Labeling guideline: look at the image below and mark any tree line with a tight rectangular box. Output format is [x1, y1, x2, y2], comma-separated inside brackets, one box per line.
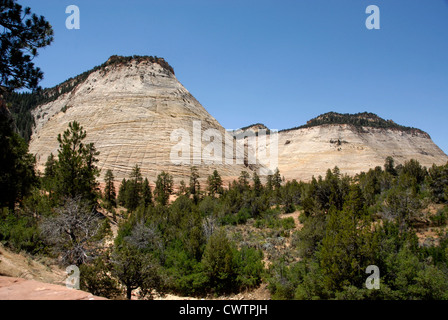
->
[281, 111, 424, 135]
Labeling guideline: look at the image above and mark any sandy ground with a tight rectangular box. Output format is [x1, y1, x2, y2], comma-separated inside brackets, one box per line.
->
[0, 244, 65, 285]
[154, 283, 270, 300]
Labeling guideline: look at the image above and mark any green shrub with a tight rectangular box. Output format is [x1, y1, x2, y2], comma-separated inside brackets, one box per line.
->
[281, 217, 296, 230]
[430, 208, 448, 226]
[0, 212, 46, 255]
[254, 211, 295, 234]
[234, 246, 264, 290]
[201, 229, 237, 295]
[220, 208, 251, 226]
[79, 253, 122, 299]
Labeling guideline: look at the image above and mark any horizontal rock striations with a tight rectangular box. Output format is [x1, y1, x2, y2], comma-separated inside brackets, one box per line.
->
[28, 57, 448, 184]
[239, 112, 448, 181]
[29, 56, 260, 183]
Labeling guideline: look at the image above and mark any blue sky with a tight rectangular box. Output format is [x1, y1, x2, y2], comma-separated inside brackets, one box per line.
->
[21, 0, 448, 154]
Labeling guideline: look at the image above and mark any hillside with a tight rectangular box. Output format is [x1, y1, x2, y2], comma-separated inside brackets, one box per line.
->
[237, 112, 448, 181]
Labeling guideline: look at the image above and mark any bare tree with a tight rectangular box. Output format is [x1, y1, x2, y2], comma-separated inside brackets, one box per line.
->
[125, 220, 166, 264]
[41, 197, 103, 266]
[381, 188, 422, 232]
[202, 216, 217, 241]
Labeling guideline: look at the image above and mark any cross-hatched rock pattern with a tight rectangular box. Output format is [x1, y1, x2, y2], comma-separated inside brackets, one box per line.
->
[29, 57, 448, 184]
[241, 123, 448, 182]
[29, 57, 258, 183]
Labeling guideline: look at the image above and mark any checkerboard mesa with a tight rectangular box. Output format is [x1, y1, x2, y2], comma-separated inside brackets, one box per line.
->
[28, 56, 262, 184]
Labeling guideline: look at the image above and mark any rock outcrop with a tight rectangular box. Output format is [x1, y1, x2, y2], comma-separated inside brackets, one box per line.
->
[28, 57, 448, 184]
[239, 113, 448, 181]
[29, 56, 257, 183]
[0, 276, 107, 300]
[277, 124, 447, 181]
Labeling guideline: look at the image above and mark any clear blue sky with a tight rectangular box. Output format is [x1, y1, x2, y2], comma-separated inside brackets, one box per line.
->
[21, 0, 448, 154]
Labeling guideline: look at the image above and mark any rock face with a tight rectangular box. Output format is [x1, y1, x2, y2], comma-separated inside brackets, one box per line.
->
[0, 276, 107, 300]
[29, 56, 256, 183]
[238, 116, 448, 181]
[28, 57, 448, 184]
[276, 124, 447, 181]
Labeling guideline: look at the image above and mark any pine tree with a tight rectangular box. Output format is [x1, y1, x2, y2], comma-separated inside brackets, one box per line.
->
[124, 165, 143, 211]
[140, 178, 152, 207]
[0, 106, 37, 209]
[104, 169, 116, 208]
[207, 170, 223, 197]
[42, 153, 57, 199]
[266, 174, 273, 191]
[0, 0, 52, 209]
[53, 121, 100, 204]
[384, 156, 397, 176]
[111, 243, 165, 300]
[319, 187, 376, 293]
[43, 153, 56, 182]
[252, 171, 262, 196]
[272, 168, 282, 189]
[177, 180, 187, 196]
[154, 171, 173, 206]
[427, 163, 448, 203]
[0, 0, 54, 91]
[117, 178, 127, 206]
[238, 171, 250, 191]
[189, 166, 201, 203]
